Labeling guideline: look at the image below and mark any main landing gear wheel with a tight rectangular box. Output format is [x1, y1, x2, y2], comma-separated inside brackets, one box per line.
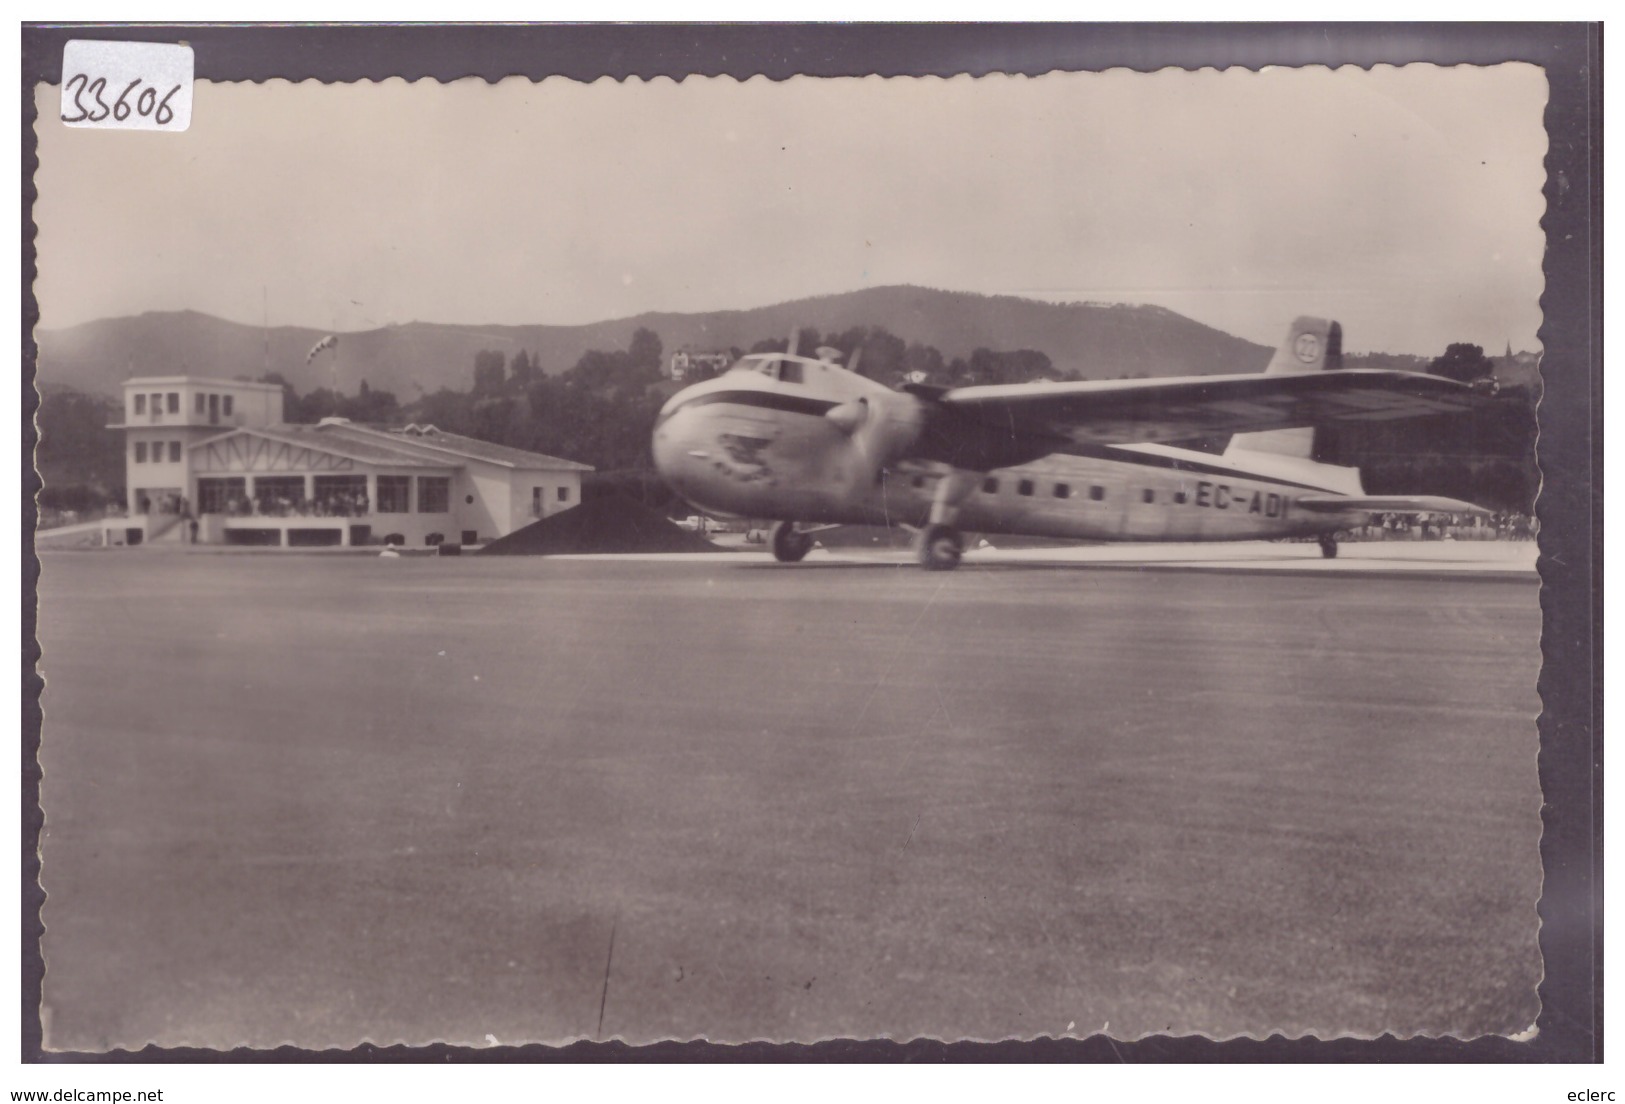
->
[1318, 534, 1339, 559]
[771, 521, 815, 563]
[916, 523, 965, 571]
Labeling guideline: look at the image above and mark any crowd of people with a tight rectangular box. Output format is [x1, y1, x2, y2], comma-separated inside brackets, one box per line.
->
[214, 491, 371, 518]
[1343, 512, 1538, 542]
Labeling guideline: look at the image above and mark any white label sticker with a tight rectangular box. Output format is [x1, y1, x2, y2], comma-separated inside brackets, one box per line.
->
[59, 40, 193, 132]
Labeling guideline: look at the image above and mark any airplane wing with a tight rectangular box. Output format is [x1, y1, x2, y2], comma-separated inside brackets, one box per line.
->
[1294, 495, 1493, 516]
[902, 370, 1484, 470]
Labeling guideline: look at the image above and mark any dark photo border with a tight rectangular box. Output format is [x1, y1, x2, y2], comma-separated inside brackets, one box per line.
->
[20, 21, 1602, 1064]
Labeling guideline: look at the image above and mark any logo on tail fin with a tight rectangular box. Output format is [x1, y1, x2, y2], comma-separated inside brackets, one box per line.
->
[1294, 332, 1321, 364]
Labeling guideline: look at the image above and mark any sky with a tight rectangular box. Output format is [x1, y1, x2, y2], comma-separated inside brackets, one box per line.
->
[32, 64, 1548, 354]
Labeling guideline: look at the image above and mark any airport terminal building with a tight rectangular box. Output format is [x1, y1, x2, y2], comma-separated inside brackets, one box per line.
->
[112, 375, 591, 548]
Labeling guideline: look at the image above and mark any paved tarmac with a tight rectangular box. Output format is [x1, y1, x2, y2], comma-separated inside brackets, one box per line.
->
[564, 537, 1540, 576]
[34, 550, 1544, 1049]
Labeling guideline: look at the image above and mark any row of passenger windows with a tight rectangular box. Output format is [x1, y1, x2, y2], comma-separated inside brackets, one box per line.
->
[908, 473, 1197, 506]
[983, 476, 1109, 501]
[133, 441, 183, 463]
[131, 392, 235, 417]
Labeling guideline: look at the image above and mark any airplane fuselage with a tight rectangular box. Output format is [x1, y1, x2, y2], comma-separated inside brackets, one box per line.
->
[653, 362, 1371, 544]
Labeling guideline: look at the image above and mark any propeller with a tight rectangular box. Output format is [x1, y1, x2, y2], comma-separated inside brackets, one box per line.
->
[821, 345, 870, 433]
[838, 389, 928, 495]
[825, 396, 869, 434]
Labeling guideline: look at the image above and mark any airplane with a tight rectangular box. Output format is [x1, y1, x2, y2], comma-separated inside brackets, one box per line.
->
[651, 317, 1494, 570]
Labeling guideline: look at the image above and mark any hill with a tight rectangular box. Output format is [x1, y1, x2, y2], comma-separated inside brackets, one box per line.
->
[33, 286, 1273, 398]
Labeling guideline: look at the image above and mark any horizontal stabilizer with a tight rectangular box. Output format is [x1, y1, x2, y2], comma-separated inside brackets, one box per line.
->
[1294, 495, 1492, 516]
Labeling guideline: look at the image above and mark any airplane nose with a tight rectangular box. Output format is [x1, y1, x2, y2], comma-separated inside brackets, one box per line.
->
[652, 407, 695, 492]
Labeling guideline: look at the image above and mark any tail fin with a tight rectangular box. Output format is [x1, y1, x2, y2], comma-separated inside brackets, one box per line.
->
[1225, 316, 1343, 460]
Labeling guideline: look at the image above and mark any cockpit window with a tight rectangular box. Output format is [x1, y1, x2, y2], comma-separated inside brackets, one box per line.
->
[726, 355, 802, 384]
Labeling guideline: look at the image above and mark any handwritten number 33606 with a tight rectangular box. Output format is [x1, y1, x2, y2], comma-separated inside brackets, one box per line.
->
[61, 74, 182, 125]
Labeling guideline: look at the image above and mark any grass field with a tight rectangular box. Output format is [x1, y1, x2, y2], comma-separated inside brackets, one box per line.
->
[35, 552, 1543, 1049]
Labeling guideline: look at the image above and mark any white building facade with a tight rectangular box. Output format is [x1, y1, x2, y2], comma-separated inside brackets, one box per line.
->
[110, 375, 591, 548]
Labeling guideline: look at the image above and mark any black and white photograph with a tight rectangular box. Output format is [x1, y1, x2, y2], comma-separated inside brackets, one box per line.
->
[22, 24, 1592, 1070]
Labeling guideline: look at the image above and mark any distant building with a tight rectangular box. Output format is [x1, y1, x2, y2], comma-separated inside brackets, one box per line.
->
[107, 375, 591, 548]
[667, 349, 733, 381]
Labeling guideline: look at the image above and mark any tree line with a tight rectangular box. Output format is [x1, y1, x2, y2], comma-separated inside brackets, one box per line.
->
[258, 325, 1069, 474]
[31, 332, 1541, 516]
[1318, 342, 1538, 511]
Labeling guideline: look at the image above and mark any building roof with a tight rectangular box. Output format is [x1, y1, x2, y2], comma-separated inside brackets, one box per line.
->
[188, 424, 451, 468]
[186, 420, 593, 473]
[371, 424, 594, 472]
[123, 376, 286, 392]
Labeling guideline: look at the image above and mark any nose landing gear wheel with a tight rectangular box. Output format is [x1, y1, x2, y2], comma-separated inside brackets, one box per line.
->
[1318, 534, 1339, 559]
[916, 523, 965, 571]
[771, 521, 815, 563]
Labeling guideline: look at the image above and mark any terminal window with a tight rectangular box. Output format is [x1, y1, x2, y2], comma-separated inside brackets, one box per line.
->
[1090, 485, 1105, 501]
[134, 394, 146, 415]
[418, 477, 450, 513]
[1017, 479, 1035, 497]
[197, 477, 244, 514]
[169, 441, 181, 462]
[167, 393, 179, 413]
[1143, 488, 1155, 504]
[195, 393, 206, 413]
[255, 476, 306, 511]
[557, 486, 570, 502]
[1174, 490, 1189, 504]
[377, 476, 411, 513]
[982, 477, 999, 494]
[314, 474, 368, 514]
[1053, 483, 1071, 499]
[223, 395, 234, 416]
[134, 442, 147, 462]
